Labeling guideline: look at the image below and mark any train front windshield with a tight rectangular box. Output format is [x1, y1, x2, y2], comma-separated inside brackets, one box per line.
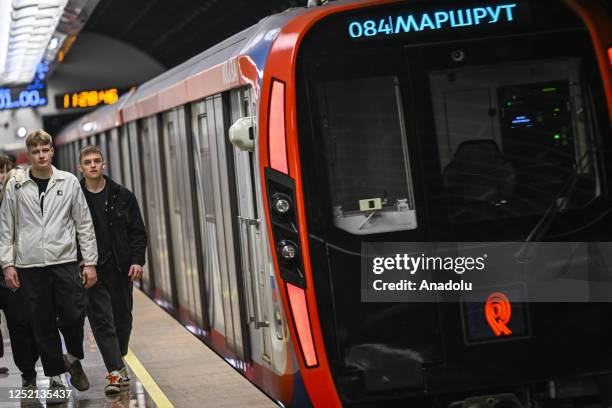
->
[316, 64, 602, 236]
[296, 0, 612, 405]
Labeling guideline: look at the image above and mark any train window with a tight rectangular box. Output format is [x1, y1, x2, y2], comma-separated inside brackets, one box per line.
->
[317, 75, 417, 235]
[430, 58, 601, 224]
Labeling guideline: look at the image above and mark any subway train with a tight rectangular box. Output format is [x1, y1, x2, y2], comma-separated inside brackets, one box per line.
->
[55, 0, 612, 407]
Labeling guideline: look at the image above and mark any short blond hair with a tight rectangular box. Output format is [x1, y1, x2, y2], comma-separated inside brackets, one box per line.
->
[25, 130, 52, 150]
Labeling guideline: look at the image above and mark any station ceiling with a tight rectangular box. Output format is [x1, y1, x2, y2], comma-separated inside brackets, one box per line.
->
[83, 0, 305, 69]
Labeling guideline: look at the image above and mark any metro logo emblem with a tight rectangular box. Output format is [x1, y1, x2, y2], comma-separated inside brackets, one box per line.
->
[485, 292, 513, 336]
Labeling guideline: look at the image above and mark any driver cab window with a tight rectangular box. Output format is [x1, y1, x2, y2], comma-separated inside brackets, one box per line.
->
[317, 75, 417, 235]
[430, 58, 601, 224]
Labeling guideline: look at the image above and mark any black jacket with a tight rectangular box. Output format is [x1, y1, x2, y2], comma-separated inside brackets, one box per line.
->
[80, 176, 147, 270]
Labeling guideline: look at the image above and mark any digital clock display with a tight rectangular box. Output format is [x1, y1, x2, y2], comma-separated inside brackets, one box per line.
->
[55, 88, 125, 110]
[0, 82, 48, 110]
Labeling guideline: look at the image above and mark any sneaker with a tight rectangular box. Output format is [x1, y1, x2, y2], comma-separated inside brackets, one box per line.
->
[110, 391, 132, 407]
[21, 374, 36, 388]
[105, 372, 122, 395]
[119, 367, 130, 388]
[63, 355, 90, 391]
[47, 377, 68, 405]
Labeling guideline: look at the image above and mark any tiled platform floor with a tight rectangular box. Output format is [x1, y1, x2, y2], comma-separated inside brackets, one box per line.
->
[0, 289, 276, 408]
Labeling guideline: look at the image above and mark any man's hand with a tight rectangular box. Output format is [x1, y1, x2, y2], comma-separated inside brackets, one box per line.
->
[82, 265, 97, 289]
[128, 264, 143, 281]
[3, 266, 19, 289]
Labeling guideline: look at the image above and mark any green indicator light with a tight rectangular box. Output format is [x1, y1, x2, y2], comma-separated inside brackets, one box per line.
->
[554, 108, 560, 112]
[506, 101, 512, 106]
[542, 87, 557, 92]
[553, 134, 561, 140]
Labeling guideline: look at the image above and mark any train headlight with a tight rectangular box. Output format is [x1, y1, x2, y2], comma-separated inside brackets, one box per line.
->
[279, 241, 298, 261]
[272, 193, 291, 215]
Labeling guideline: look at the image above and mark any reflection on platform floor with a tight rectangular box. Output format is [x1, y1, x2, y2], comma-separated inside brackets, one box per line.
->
[0, 316, 156, 408]
[0, 289, 277, 408]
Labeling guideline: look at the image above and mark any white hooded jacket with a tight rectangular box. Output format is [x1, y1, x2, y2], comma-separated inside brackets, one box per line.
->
[0, 166, 98, 268]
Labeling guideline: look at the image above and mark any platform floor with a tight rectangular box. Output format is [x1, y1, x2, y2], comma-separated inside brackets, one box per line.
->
[0, 289, 277, 408]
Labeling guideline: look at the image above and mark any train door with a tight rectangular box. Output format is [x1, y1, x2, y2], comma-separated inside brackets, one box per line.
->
[108, 128, 122, 184]
[121, 126, 133, 190]
[191, 95, 247, 359]
[69, 142, 77, 174]
[139, 117, 174, 305]
[72, 141, 79, 175]
[161, 108, 204, 327]
[65, 143, 71, 173]
[127, 122, 152, 292]
[229, 88, 273, 365]
[73, 142, 79, 174]
[98, 133, 109, 176]
[56, 147, 63, 170]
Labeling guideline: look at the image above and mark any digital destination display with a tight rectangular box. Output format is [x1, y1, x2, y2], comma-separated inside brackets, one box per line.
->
[347, 2, 525, 39]
[0, 82, 48, 110]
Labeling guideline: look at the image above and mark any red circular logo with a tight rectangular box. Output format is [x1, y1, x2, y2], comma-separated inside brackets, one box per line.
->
[485, 292, 513, 336]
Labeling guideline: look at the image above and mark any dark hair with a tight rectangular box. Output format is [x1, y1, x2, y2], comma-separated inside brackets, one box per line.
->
[79, 145, 104, 163]
[0, 154, 14, 171]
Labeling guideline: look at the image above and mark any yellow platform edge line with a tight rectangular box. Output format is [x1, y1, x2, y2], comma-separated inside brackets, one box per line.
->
[124, 347, 175, 408]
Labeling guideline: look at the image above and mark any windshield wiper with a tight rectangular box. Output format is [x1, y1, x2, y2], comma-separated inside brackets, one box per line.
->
[358, 210, 379, 230]
[515, 141, 601, 262]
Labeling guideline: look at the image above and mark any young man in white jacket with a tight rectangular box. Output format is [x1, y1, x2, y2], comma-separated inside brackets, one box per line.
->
[0, 130, 98, 395]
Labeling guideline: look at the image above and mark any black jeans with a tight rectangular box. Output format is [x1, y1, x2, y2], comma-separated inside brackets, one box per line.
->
[0, 286, 38, 379]
[104, 258, 133, 357]
[18, 263, 87, 377]
[86, 259, 125, 372]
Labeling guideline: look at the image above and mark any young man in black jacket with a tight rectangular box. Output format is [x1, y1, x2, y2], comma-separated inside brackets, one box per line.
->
[78, 145, 147, 394]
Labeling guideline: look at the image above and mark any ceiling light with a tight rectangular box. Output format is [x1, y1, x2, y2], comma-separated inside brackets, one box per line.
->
[0, 0, 68, 86]
[12, 6, 39, 19]
[10, 26, 31, 36]
[16, 127, 27, 138]
[48, 36, 58, 50]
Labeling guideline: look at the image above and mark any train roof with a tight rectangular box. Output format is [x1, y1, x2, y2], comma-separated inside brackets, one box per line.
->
[55, 0, 369, 145]
[55, 8, 304, 144]
[120, 7, 310, 122]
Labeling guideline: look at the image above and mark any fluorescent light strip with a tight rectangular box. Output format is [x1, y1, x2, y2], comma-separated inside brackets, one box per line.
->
[0, 1, 12, 75]
[0, 0, 68, 85]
